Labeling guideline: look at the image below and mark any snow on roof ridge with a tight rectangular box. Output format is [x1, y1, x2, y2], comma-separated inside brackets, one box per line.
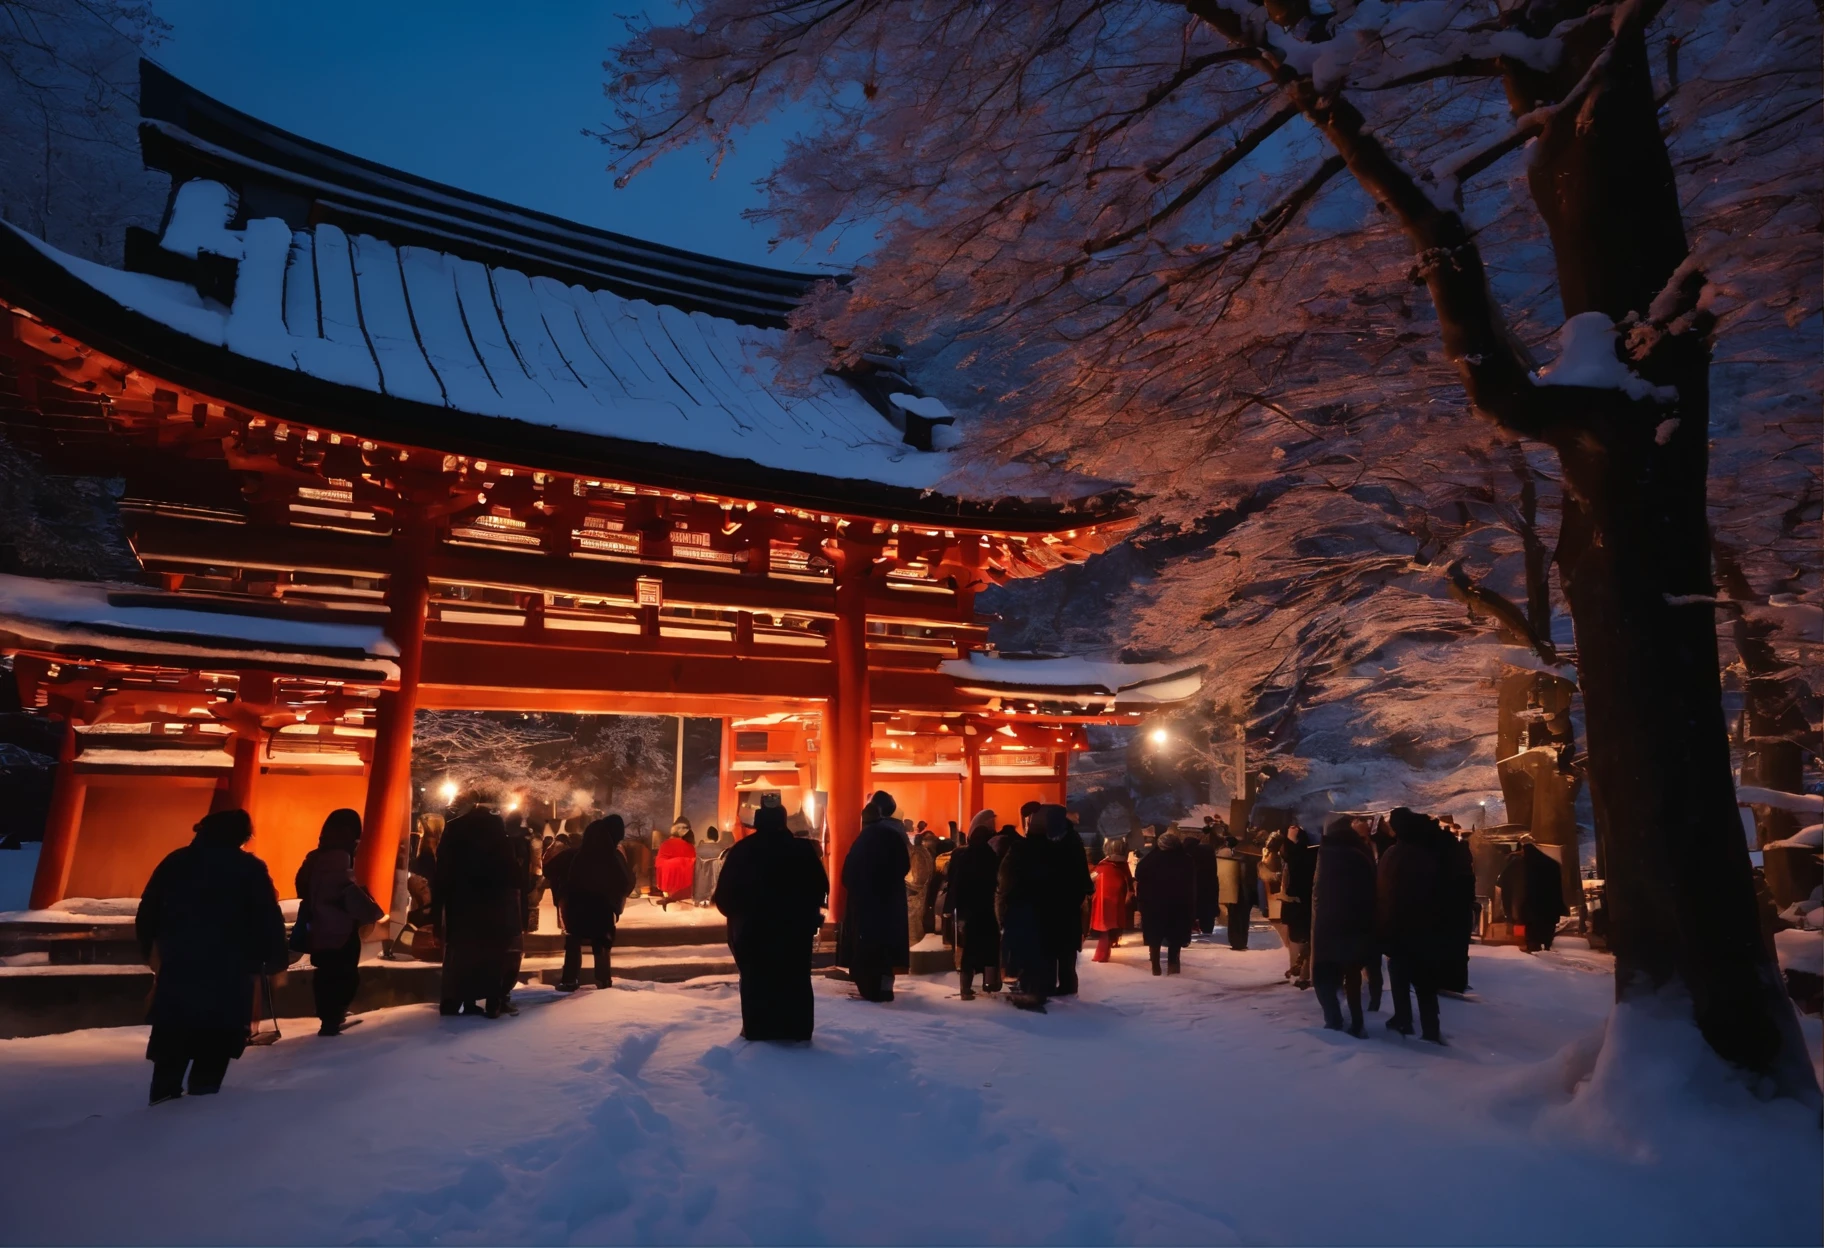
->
[939, 653, 1204, 699]
[0, 573, 400, 676]
[8, 215, 985, 494]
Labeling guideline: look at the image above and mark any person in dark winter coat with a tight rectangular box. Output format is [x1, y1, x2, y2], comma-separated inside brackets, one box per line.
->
[1215, 840, 1254, 950]
[1038, 805, 1093, 995]
[1310, 817, 1378, 1035]
[1350, 815, 1386, 1009]
[1184, 832, 1221, 935]
[1377, 808, 1453, 1043]
[506, 813, 539, 932]
[135, 809, 288, 1105]
[558, 816, 637, 990]
[1498, 840, 1567, 953]
[433, 803, 522, 1018]
[294, 808, 384, 1036]
[1439, 827, 1478, 990]
[714, 804, 829, 1041]
[949, 811, 1003, 998]
[1133, 831, 1196, 975]
[995, 816, 1054, 1009]
[1280, 824, 1317, 985]
[839, 791, 912, 1002]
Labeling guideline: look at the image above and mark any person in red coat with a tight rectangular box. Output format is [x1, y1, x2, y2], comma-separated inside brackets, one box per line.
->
[1090, 851, 1134, 962]
[654, 818, 697, 907]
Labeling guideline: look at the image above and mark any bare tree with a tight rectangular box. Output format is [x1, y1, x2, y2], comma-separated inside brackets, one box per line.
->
[601, 0, 1820, 1093]
[0, 0, 165, 260]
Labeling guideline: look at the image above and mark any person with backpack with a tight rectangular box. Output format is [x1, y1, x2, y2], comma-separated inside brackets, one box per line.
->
[293, 808, 385, 1035]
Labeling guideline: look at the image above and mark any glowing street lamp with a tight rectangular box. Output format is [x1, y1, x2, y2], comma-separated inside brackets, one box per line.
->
[1149, 727, 1170, 747]
[439, 779, 459, 805]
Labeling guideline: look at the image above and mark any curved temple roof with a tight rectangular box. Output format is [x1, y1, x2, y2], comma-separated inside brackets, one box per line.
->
[0, 64, 1126, 528]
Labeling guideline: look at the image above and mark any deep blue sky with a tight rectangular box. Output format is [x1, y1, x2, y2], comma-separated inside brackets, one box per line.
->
[152, 0, 840, 271]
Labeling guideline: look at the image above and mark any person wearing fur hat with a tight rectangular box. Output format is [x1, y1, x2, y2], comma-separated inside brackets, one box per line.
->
[136, 808, 288, 1105]
[948, 810, 1003, 998]
[838, 790, 912, 1002]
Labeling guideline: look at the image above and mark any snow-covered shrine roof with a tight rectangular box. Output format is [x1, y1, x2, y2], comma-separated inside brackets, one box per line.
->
[0, 63, 1124, 527]
[938, 654, 1205, 706]
[0, 574, 400, 681]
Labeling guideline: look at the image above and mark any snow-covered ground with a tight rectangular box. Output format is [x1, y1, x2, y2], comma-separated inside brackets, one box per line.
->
[0, 933, 1816, 1246]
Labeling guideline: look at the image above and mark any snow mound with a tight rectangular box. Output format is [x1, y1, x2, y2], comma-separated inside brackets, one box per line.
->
[1526, 990, 1821, 1172]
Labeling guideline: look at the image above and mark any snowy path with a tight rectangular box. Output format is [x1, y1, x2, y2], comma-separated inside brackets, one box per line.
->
[0, 935, 1816, 1245]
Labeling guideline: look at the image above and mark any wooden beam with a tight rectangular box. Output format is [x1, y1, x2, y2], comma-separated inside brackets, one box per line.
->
[129, 513, 980, 626]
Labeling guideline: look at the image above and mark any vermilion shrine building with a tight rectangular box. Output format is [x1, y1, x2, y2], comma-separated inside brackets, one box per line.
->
[0, 64, 1199, 920]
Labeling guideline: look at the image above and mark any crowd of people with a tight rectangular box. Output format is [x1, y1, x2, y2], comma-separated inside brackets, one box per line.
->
[129, 789, 1558, 1104]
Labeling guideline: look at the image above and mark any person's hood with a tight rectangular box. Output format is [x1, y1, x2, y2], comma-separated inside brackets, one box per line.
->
[583, 815, 625, 851]
[193, 808, 252, 848]
[1389, 807, 1432, 843]
[1039, 804, 1074, 841]
[967, 809, 998, 838]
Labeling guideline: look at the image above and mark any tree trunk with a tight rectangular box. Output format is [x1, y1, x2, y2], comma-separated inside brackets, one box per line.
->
[1525, 19, 1816, 1096]
[1715, 543, 1823, 910]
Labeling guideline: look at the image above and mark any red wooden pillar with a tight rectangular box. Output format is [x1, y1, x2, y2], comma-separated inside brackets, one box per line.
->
[356, 511, 433, 913]
[964, 729, 985, 822]
[826, 543, 872, 921]
[216, 671, 273, 815]
[29, 724, 87, 910]
[717, 717, 739, 835]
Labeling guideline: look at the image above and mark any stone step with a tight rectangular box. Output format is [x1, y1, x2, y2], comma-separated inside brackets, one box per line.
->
[0, 944, 744, 1040]
[0, 912, 728, 964]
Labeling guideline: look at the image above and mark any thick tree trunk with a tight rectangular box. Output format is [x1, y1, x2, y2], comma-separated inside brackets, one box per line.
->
[1525, 19, 1816, 1096]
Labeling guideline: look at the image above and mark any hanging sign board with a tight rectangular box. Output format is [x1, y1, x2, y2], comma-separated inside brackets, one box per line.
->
[635, 576, 663, 608]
